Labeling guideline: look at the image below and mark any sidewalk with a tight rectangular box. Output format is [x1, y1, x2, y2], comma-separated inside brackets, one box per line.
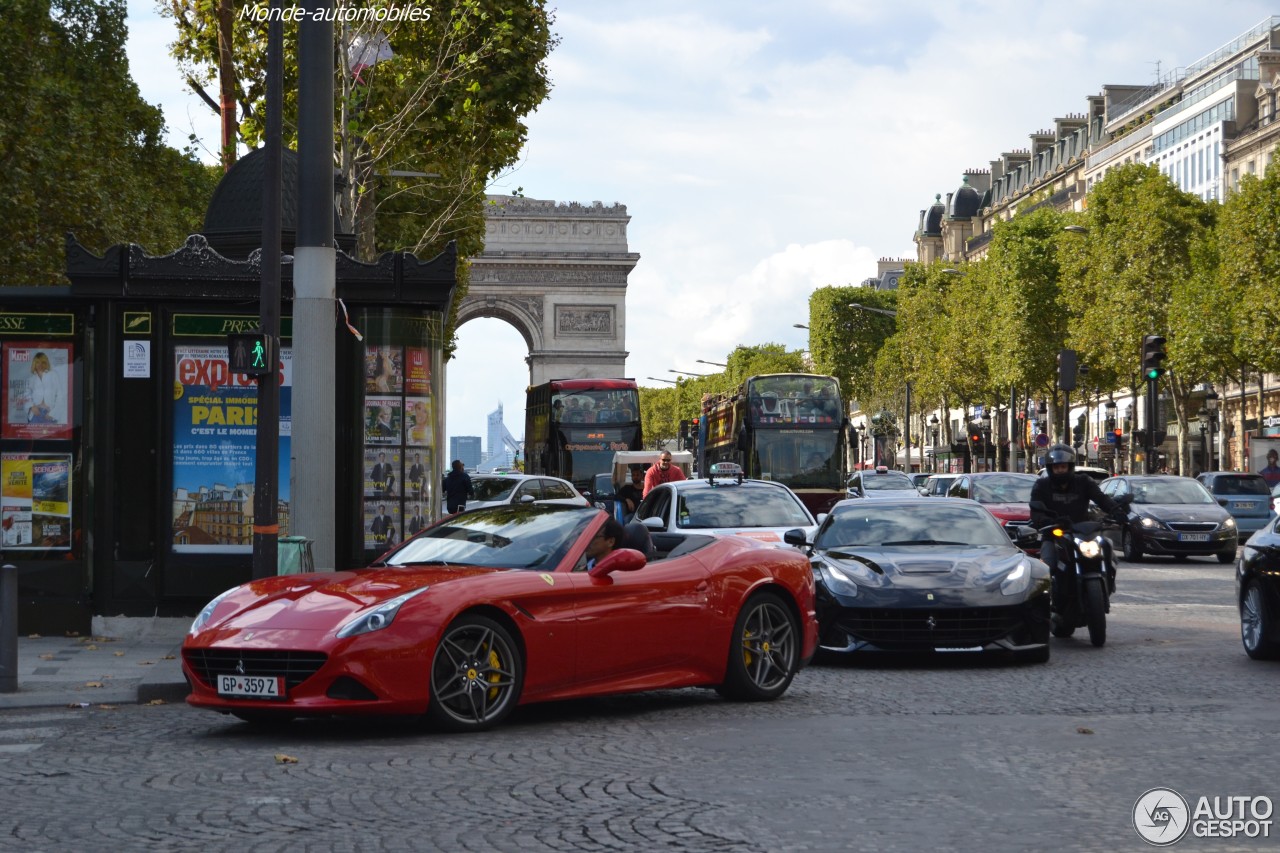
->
[0, 616, 192, 710]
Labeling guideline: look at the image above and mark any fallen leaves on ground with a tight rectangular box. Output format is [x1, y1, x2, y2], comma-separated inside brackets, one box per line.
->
[1076, 727, 1094, 735]
[96, 704, 118, 711]
[162, 654, 176, 660]
[38, 653, 55, 661]
[274, 754, 299, 764]
[145, 699, 167, 706]
[114, 651, 125, 657]
[83, 644, 99, 651]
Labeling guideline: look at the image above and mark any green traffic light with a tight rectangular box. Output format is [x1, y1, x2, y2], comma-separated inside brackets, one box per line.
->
[1145, 369, 1161, 380]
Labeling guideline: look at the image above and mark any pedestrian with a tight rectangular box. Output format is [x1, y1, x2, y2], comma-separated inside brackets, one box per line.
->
[1261, 448, 1280, 488]
[443, 459, 473, 514]
[643, 451, 686, 497]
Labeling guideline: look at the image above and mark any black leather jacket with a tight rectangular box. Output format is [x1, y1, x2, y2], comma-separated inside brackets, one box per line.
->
[1029, 473, 1120, 527]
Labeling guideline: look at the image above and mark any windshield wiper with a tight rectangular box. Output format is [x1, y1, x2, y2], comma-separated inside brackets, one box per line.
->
[880, 539, 970, 546]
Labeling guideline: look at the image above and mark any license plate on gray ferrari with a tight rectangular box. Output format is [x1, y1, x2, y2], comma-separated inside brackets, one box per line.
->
[217, 674, 283, 698]
[1178, 533, 1210, 542]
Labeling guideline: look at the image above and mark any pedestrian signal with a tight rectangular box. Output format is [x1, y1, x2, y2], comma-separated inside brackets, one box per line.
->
[228, 332, 275, 376]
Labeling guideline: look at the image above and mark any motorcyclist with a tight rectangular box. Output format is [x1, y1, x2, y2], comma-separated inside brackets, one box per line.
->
[1030, 444, 1126, 597]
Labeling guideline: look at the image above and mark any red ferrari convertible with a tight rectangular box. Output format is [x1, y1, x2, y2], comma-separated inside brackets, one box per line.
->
[182, 504, 818, 731]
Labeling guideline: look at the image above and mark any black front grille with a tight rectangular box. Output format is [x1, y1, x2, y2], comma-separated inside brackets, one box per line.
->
[184, 648, 328, 690]
[1168, 522, 1218, 532]
[839, 606, 1026, 648]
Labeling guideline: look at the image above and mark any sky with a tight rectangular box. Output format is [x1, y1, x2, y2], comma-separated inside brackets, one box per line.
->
[123, 0, 1276, 456]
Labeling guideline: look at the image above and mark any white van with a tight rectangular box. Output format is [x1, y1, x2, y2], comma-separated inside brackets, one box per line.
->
[592, 450, 696, 520]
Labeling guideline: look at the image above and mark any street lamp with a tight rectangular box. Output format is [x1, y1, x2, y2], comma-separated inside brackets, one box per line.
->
[695, 359, 727, 368]
[793, 323, 809, 330]
[929, 414, 940, 447]
[647, 376, 678, 385]
[1197, 406, 1211, 473]
[848, 303, 898, 318]
[669, 369, 709, 377]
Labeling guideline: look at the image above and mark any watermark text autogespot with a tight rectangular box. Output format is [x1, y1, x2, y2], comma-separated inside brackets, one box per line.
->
[239, 4, 431, 24]
[1133, 788, 1272, 846]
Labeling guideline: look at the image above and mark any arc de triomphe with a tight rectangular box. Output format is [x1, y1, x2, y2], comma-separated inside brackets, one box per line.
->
[461, 196, 639, 386]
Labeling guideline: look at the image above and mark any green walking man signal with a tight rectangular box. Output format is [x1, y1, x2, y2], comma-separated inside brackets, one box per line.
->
[227, 332, 276, 376]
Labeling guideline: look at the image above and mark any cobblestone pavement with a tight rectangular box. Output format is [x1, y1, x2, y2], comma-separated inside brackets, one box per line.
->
[1, 557, 1277, 852]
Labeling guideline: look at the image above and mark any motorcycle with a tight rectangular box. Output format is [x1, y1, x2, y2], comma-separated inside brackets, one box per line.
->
[1029, 496, 1131, 647]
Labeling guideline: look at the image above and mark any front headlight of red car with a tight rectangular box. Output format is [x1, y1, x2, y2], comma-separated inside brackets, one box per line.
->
[190, 587, 240, 635]
[336, 586, 431, 638]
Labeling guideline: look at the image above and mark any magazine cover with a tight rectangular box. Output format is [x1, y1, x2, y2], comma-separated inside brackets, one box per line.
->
[364, 396, 403, 444]
[364, 345, 403, 394]
[2, 453, 72, 550]
[363, 447, 402, 499]
[406, 397, 433, 446]
[4, 342, 73, 440]
[363, 499, 401, 551]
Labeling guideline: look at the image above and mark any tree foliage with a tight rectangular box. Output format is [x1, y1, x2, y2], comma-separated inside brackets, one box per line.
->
[807, 286, 897, 407]
[0, 0, 219, 284]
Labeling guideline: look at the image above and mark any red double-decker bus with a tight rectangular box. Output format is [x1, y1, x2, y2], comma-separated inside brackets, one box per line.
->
[524, 378, 643, 494]
[699, 373, 847, 515]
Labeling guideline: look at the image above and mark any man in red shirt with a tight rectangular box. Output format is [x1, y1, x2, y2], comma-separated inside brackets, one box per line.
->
[643, 451, 686, 496]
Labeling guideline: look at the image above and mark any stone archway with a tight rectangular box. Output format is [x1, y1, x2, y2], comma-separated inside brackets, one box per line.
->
[462, 196, 640, 386]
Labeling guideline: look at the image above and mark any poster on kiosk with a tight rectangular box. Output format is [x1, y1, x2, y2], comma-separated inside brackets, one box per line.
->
[171, 344, 292, 554]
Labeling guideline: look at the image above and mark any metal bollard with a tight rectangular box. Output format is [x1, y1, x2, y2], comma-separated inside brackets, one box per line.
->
[0, 564, 16, 693]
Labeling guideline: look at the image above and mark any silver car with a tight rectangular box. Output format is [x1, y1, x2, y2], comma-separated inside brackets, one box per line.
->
[633, 462, 817, 547]
[466, 473, 589, 510]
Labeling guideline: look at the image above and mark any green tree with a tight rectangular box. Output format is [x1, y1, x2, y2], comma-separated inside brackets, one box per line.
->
[807, 287, 897, 407]
[160, 0, 557, 354]
[1212, 159, 1280, 468]
[0, 0, 218, 284]
[1060, 163, 1215, 474]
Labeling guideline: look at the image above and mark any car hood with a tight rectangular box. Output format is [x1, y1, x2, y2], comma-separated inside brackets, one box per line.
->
[1133, 504, 1230, 523]
[200, 566, 497, 632]
[821, 546, 1032, 591]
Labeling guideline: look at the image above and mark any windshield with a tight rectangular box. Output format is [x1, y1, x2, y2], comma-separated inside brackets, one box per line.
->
[752, 430, 843, 490]
[817, 503, 1012, 549]
[746, 375, 842, 425]
[971, 475, 1035, 504]
[863, 473, 916, 491]
[386, 506, 597, 569]
[1131, 478, 1214, 505]
[676, 486, 813, 529]
[1207, 475, 1269, 497]
[472, 478, 519, 502]
[552, 389, 640, 424]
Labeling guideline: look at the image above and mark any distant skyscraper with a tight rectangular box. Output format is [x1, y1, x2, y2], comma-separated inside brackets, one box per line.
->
[483, 403, 522, 470]
[451, 436, 482, 470]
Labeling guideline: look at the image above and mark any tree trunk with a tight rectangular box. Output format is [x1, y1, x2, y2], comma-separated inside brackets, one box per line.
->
[216, 0, 238, 171]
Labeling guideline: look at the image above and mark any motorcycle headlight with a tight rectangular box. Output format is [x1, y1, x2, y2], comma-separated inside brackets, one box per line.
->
[336, 587, 430, 638]
[1077, 538, 1102, 560]
[1001, 559, 1031, 596]
[190, 587, 239, 635]
[816, 562, 859, 598]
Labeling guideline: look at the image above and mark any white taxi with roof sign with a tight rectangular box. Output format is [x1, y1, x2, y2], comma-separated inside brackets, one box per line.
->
[632, 462, 818, 546]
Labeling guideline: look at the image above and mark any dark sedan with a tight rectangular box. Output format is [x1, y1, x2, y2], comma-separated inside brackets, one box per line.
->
[1099, 475, 1237, 562]
[1238, 515, 1280, 660]
[786, 497, 1051, 663]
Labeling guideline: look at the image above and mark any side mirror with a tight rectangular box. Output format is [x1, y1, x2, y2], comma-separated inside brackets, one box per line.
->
[783, 528, 809, 547]
[640, 516, 665, 531]
[816, 512, 828, 525]
[588, 548, 647, 577]
[519, 494, 536, 504]
[581, 491, 593, 500]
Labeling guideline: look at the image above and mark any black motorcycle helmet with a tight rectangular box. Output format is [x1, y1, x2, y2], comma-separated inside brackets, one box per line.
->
[1045, 443, 1075, 487]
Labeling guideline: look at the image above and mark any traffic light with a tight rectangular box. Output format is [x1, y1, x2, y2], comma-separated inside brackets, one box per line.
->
[1141, 334, 1167, 380]
[1057, 349, 1078, 392]
[1072, 423, 1084, 447]
[227, 332, 274, 376]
